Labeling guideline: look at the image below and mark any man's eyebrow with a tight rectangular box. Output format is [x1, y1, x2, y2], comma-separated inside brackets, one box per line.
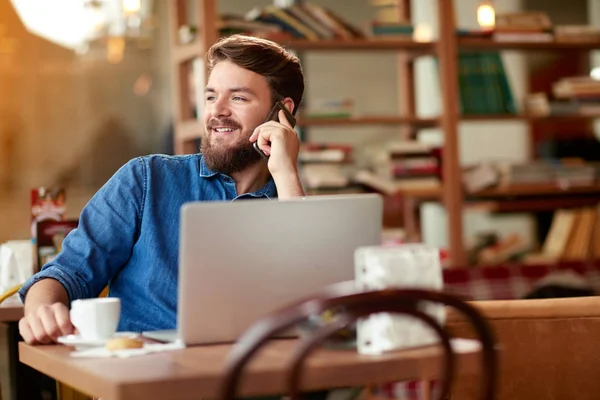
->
[204, 87, 257, 96]
[230, 87, 256, 96]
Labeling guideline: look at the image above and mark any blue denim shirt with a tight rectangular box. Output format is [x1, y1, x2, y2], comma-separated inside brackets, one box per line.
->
[19, 154, 277, 332]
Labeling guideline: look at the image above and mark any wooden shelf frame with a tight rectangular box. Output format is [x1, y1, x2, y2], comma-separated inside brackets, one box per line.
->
[169, 0, 217, 154]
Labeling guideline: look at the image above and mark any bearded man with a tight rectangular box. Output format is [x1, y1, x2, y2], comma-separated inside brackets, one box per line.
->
[18, 34, 306, 343]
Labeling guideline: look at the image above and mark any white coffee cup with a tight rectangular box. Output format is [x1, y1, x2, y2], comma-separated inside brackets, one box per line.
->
[70, 298, 121, 341]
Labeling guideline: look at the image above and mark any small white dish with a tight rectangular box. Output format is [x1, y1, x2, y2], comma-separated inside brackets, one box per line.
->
[57, 332, 139, 350]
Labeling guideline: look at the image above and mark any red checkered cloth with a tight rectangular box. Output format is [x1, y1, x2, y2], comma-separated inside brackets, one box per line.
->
[442, 260, 600, 301]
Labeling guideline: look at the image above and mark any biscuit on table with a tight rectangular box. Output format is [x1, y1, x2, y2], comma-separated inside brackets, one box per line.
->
[105, 337, 144, 351]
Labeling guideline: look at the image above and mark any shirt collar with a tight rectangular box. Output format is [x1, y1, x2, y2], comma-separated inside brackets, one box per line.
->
[198, 155, 278, 199]
[250, 178, 277, 199]
[198, 155, 219, 178]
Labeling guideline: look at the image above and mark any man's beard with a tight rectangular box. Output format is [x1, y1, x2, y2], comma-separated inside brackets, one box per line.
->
[201, 118, 262, 175]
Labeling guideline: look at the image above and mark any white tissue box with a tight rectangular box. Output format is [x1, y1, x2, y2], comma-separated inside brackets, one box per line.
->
[354, 244, 445, 355]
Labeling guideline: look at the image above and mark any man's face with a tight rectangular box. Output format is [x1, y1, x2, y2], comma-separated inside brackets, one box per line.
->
[201, 60, 272, 174]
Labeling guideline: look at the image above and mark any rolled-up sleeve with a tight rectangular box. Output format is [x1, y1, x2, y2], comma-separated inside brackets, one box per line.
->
[19, 157, 147, 303]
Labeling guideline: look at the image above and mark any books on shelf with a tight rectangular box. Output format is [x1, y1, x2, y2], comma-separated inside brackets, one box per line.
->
[354, 141, 441, 196]
[302, 98, 355, 119]
[476, 233, 530, 265]
[462, 163, 500, 193]
[457, 52, 516, 115]
[367, 0, 413, 39]
[525, 206, 600, 263]
[554, 25, 600, 42]
[217, 14, 283, 38]
[301, 164, 351, 189]
[239, 3, 363, 41]
[492, 32, 553, 42]
[298, 143, 355, 191]
[299, 143, 353, 163]
[526, 91, 600, 118]
[461, 160, 599, 193]
[494, 12, 553, 33]
[354, 170, 440, 196]
[553, 76, 600, 100]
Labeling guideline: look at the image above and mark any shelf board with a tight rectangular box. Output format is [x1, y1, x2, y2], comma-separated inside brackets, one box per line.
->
[472, 197, 600, 213]
[298, 116, 438, 127]
[458, 37, 600, 51]
[279, 39, 435, 52]
[461, 114, 600, 122]
[461, 114, 524, 121]
[176, 120, 204, 141]
[173, 41, 203, 63]
[401, 183, 600, 203]
[472, 183, 600, 198]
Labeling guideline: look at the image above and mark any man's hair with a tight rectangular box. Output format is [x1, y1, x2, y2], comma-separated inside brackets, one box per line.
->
[206, 34, 304, 116]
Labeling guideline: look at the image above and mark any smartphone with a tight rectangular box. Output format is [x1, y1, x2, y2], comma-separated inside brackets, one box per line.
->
[253, 101, 297, 161]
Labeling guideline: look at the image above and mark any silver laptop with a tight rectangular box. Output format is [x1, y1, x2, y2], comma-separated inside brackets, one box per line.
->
[143, 194, 382, 346]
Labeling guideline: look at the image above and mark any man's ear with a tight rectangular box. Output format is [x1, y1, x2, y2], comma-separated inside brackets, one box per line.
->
[281, 97, 295, 115]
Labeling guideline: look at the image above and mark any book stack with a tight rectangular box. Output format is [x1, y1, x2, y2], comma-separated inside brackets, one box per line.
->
[525, 206, 600, 264]
[553, 76, 600, 100]
[240, 3, 363, 41]
[554, 25, 600, 43]
[367, 0, 413, 39]
[298, 143, 358, 194]
[457, 52, 516, 115]
[525, 91, 600, 118]
[461, 160, 598, 192]
[492, 12, 553, 42]
[474, 233, 530, 265]
[302, 98, 355, 119]
[217, 14, 284, 38]
[354, 141, 441, 196]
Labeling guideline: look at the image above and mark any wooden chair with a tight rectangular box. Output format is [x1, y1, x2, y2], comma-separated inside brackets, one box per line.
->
[219, 287, 498, 400]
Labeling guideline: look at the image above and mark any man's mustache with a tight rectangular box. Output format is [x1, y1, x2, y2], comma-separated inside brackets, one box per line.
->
[207, 118, 242, 130]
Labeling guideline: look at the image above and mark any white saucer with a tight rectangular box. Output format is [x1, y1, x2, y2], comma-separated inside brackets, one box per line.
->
[57, 332, 139, 349]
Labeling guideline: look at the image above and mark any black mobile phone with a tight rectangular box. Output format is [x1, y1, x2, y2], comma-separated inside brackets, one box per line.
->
[253, 101, 296, 161]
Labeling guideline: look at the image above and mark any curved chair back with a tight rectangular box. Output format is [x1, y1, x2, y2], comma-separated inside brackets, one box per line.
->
[219, 287, 497, 400]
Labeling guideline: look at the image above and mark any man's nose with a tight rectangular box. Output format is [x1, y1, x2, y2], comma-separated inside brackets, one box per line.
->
[211, 97, 231, 117]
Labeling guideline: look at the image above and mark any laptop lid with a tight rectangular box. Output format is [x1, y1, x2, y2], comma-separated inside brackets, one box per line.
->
[176, 193, 383, 346]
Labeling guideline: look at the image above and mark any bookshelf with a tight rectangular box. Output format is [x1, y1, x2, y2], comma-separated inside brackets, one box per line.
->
[169, 0, 600, 267]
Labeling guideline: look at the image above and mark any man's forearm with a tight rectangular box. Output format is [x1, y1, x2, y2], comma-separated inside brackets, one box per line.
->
[23, 279, 70, 316]
[273, 171, 305, 199]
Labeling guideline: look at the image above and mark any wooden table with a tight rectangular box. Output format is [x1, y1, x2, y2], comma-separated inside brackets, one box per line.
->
[0, 299, 23, 323]
[0, 299, 23, 400]
[19, 339, 481, 400]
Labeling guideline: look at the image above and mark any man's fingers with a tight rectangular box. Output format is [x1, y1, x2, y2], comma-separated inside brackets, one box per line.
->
[18, 318, 36, 344]
[28, 315, 52, 344]
[39, 306, 62, 340]
[277, 109, 294, 130]
[249, 126, 259, 142]
[53, 304, 75, 336]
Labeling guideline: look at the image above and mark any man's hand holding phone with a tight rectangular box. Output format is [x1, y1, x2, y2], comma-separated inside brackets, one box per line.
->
[249, 105, 305, 198]
[250, 107, 299, 177]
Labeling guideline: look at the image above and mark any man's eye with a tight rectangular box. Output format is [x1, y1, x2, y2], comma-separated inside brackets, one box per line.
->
[206, 95, 216, 101]
[233, 96, 246, 101]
